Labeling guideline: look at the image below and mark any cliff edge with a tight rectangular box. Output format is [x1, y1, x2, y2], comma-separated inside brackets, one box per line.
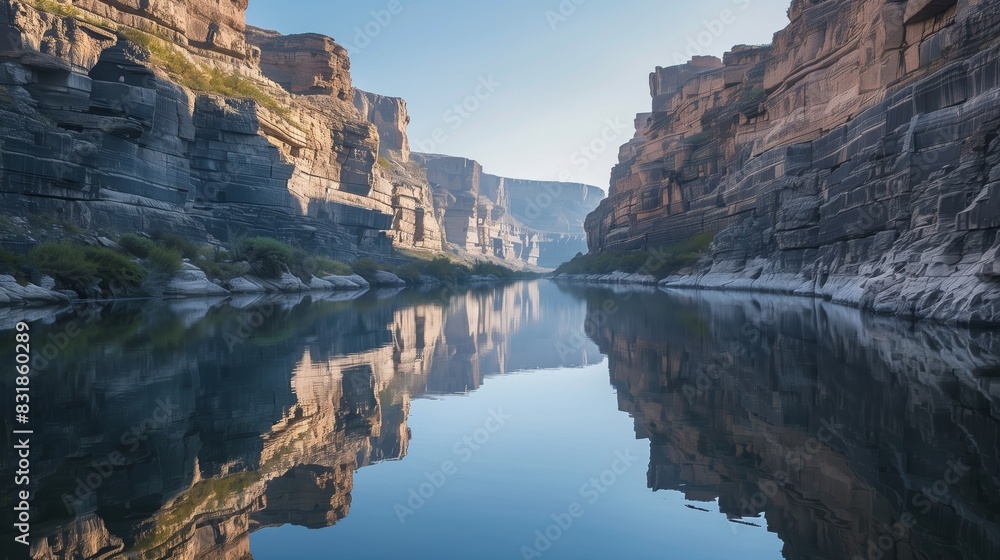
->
[585, 0, 1000, 325]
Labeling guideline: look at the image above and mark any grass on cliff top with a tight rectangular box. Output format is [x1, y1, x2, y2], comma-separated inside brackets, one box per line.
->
[30, 0, 115, 29]
[554, 232, 714, 279]
[117, 29, 297, 124]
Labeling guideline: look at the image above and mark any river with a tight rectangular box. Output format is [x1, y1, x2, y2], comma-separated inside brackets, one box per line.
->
[1, 281, 998, 559]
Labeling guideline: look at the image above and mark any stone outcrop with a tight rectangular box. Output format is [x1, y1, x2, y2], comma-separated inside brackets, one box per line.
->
[247, 27, 351, 99]
[585, 0, 1000, 325]
[0, 1, 599, 270]
[353, 89, 410, 162]
[0, 1, 446, 263]
[416, 154, 603, 268]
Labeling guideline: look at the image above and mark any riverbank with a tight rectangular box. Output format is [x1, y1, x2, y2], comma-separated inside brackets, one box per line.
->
[0, 262, 521, 309]
[553, 269, 1000, 328]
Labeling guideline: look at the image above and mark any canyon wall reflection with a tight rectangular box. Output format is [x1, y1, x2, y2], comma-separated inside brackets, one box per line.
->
[566, 285, 1000, 560]
[0, 283, 601, 560]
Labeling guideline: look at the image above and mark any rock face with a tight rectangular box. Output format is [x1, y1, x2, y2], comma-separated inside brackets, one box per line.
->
[248, 27, 352, 99]
[586, 0, 1000, 325]
[353, 89, 410, 162]
[0, 2, 442, 262]
[416, 154, 604, 268]
[0, 1, 598, 270]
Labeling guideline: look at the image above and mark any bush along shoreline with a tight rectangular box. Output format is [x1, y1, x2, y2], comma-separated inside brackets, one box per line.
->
[551, 233, 714, 285]
[0, 233, 537, 307]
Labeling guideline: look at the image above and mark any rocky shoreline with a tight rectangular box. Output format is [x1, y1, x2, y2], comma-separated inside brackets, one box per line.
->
[0, 262, 516, 308]
[553, 269, 998, 327]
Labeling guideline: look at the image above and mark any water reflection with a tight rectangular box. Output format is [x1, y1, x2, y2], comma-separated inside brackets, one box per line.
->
[2, 282, 998, 559]
[566, 285, 1000, 560]
[0, 283, 600, 559]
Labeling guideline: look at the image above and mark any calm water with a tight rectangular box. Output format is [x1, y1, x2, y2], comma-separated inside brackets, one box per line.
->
[1, 281, 998, 559]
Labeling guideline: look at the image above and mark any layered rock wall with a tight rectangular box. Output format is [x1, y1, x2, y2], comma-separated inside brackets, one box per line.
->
[586, 0, 1000, 324]
[0, 1, 440, 261]
[353, 89, 410, 162]
[417, 154, 603, 268]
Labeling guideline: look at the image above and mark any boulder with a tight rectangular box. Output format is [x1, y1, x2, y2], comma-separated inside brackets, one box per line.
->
[163, 263, 230, 296]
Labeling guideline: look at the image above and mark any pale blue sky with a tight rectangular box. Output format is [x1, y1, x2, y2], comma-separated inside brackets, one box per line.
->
[247, 0, 791, 190]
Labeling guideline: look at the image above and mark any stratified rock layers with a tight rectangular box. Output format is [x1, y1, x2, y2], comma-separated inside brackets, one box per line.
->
[586, 0, 1000, 325]
[0, 2, 600, 269]
[417, 154, 604, 268]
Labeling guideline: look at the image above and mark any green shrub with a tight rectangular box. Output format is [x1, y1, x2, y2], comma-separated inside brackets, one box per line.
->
[554, 232, 714, 279]
[118, 234, 156, 258]
[0, 248, 22, 277]
[147, 245, 183, 275]
[28, 243, 145, 293]
[471, 261, 517, 279]
[118, 29, 296, 123]
[306, 256, 352, 277]
[351, 258, 384, 282]
[196, 257, 243, 281]
[394, 263, 423, 283]
[151, 232, 201, 260]
[423, 257, 468, 281]
[234, 237, 294, 279]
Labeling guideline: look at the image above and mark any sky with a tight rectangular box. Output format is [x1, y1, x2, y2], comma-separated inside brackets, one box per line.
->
[246, 0, 792, 191]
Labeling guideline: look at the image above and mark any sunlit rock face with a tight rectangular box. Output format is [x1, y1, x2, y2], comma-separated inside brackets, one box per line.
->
[2, 283, 600, 559]
[586, 0, 1000, 324]
[576, 286, 1000, 560]
[416, 154, 604, 268]
[0, 1, 444, 259]
[353, 89, 410, 162]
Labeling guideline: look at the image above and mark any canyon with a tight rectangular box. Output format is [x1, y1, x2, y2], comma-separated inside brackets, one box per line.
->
[585, 0, 1000, 325]
[0, 0, 599, 270]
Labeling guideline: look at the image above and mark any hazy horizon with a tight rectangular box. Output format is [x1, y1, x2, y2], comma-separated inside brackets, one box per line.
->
[246, 0, 791, 191]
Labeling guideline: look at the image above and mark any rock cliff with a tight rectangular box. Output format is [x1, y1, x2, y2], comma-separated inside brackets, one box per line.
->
[353, 89, 410, 162]
[585, 0, 1000, 325]
[416, 153, 604, 268]
[0, 0, 420, 260]
[0, 1, 600, 270]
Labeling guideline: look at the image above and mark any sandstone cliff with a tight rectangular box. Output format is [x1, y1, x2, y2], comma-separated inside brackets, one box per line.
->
[0, 0, 431, 261]
[0, 1, 600, 271]
[415, 153, 604, 268]
[586, 0, 1000, 325]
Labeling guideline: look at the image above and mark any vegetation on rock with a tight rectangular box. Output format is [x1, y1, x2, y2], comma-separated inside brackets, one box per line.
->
[554, 232, 714, 279]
